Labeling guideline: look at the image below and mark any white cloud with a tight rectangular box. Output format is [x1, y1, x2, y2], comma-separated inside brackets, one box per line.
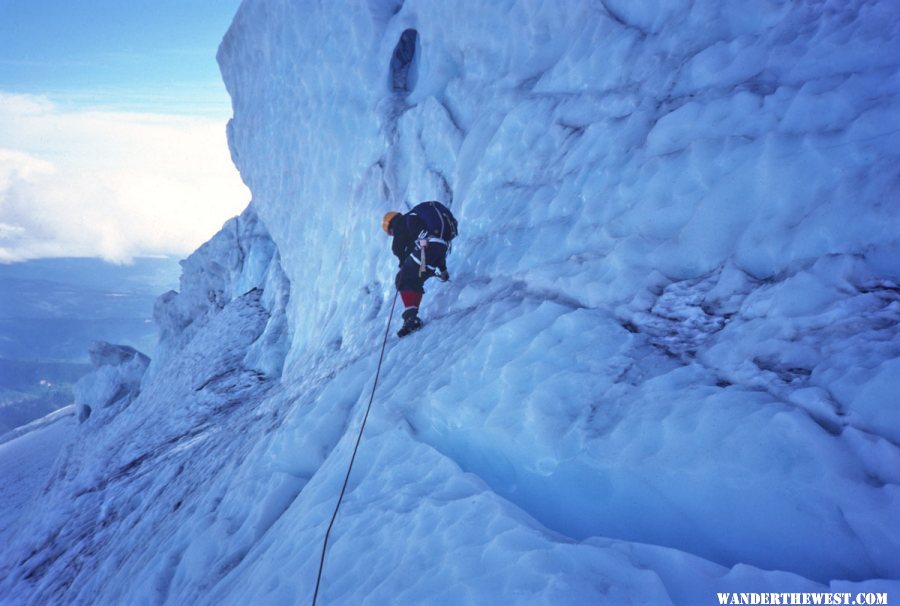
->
[0, 92, 250, 263]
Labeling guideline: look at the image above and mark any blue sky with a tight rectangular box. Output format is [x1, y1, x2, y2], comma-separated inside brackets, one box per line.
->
[0, 0, 250, 263]
[0, 0, 243, 116]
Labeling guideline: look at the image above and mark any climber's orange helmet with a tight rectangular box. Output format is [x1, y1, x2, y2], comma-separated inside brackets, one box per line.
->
[382, 211, 399, 235]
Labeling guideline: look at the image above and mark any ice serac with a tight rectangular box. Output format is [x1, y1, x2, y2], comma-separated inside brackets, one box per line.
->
[74, 342, 150, 423]
[2, 0, 900, 604]
[216, 0, 900, 595]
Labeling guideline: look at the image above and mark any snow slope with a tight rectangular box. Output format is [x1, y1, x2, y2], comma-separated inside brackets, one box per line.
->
[0, 407, 74, 548]
[2, 1, 900, 604]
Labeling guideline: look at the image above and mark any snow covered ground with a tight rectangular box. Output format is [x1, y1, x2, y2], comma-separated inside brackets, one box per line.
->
[0, 407, 74, 549]
[1, 1, 899, 604]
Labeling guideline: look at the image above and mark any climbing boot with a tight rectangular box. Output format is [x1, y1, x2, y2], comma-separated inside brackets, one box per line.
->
[397, 309, 424, 338]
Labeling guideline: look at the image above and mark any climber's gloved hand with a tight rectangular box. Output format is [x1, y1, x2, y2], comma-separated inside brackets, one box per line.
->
[438, 269, 450, 282]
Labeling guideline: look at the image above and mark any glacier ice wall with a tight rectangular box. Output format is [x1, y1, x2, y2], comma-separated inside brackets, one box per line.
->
[2, 1, 900, 604]
[217, 0, 900, 584]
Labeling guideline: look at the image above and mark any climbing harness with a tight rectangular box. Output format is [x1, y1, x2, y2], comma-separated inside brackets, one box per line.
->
[415, 230, 449, 277]
[418, 238, 428, 276]
[311, 290, 398, 606]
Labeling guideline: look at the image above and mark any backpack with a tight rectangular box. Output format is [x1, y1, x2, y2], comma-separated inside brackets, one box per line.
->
[409, 201, 458, 244]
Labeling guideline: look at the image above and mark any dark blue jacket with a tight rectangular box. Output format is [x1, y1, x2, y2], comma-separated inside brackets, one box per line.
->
[389, 215, 449, 275]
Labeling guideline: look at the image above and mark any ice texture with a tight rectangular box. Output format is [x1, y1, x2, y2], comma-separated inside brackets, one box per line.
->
[1, 1, 899, 604]
[73, 342, 149, 423]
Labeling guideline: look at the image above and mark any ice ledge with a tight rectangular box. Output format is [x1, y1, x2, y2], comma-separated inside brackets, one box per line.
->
[74, 341, 150, 425]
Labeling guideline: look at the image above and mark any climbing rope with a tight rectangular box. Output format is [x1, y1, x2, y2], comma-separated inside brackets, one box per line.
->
[311, 290, 398, 606]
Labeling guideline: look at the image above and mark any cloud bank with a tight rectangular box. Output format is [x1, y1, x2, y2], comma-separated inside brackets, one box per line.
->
[0, 92, 250, 263]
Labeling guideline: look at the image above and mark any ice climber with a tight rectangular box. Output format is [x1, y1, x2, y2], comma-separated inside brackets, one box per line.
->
[383, 201, 459, 337]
